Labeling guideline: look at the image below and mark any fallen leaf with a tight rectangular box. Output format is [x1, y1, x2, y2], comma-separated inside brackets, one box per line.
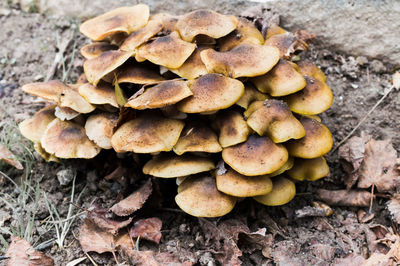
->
[393, 71, 400, 89]
[120, 250, 191, 266]
[111, 179, 152, 216]
[5, 236, 54, 266]
[130, 217, 162, 244]
[294, 202, 333, 219]
[357, 209, 374, 223]
[79, 219, 115, 254]
[317, 189, 373, 207]
[387, 194, 400, 224]
[88, 206, 132, 235]
[0, 144, 23, 170]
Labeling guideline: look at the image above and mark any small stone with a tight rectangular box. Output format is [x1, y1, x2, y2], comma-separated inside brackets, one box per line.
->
[370, 59, 386, 73]
[356, 56, 368, 66]
[56, 168, 74, 186]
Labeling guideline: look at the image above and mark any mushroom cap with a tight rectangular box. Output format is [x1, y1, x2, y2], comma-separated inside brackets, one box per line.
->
[283, 76, 333, 115]
[176, 9, 238, 42]
[216, 168, 273, 197]
[173, 123, 222, 155]
[267, 156, 294, 177]
[143, 154, 215, 178]
[85, 113, 118, 149]
[54, 106, 80, 121]
[116, 64, 164, 85]
[169, 47, 209, 79]
[34, 142, 59, 162]
[265, 24, 287, 39]
[286, 117, 333, 159]
[136, 31, 196, 69]
[111, 114, 185, 153]
[243, 100, 264, 119]
[216, 110, 250, 148]
[177, 74, 244, 113]
[76, 74, 88, 84]
[149, 13, 180, 33]
[83, 50, 134, 86]
[253, 176, 296, 206]
[297, 60, 326, 82]
[78, 82, 118, 108]
[264, 32, 297, 59]
[79, 5, 150, 41]
[19, 105, 56, 142]
[125, 80, 192, 110]
[175, 175, 236, 217]
[80, 42, 118, 59]
[120, 20, 163, 52]
[200, 43, 280, 78]
[22, 81, 95, 113]
[287, 156, 329, 181]
[222, 135, 288, 176]
[41, 118, 101, 159]
[236, 83, 268, 109]
[246, 99, 306, 143]
[251, 60, 306, 96]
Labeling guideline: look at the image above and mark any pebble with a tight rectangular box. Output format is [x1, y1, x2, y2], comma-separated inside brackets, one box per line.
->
[56, 168, 75, 186]
[370, 59, 386, 73]
[356, 56, 368, 66]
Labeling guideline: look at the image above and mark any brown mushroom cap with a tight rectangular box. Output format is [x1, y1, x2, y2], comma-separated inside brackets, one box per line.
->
[149, 13, 180, 33]
[80, 42, 118, 59]
[251, 60, 306, 96]
[216, 110, 250, 148]
[236, 83, 268, 109]
[267, 156, 294, 178]
[216, 168, 272, 197]
[253, 176, 296, 206]
[265, 24, 287, 39]
[286, 117, 333, 159]
[85, 113, 118, 149]
[125, 80, 193, 110]
[116, 64, 164, 85]
[176, 9, 238, 42]
[246, 99, 305, 143]
[19, 105, 56, 142]
[243, 100, 264, 119]
[287, 156, 329, 181]
[76, 74, 88, 84]
[54, 106, 80, 121]
[177, 74, 244, 113]
[169, 47, 209, 79]
[34, 142, 59, 162]
[143, 154, 215, 178]
[111, 114, 185, 153]
[222, 135, 288, 176]
[79, 5, 150, 41]
[41, 118, 101, 159]
[264, 32, 299, 59]
[136, 31, 196, 69]
[200, 44, 280, 78]
[282, 76, 333, 115]
[297, 60, 326, 82]
[120, 20, 163, 52]
[78, 82, 118, 108]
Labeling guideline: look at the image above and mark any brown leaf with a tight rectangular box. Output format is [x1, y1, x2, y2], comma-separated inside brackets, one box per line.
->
[130, 217, 162, 244]
[5, 236, 54, 266]
[317, 189, 373, 207]
[393, 71, 400, 89]
[121, 250, 192, 266]
[88, 206, 132, 236]
[0, 144, 23, 170]
[79, 219, 115, 254]
[111, 179, 152, 216]
[387, 194, 400, 224]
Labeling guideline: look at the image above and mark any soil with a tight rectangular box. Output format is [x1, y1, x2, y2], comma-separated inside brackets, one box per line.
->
[0, 3, 399, 266]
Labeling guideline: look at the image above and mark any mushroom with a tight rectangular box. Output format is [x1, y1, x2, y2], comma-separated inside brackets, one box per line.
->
[54, 106, 80, 121]
[253, 176, 296, 206]
[120, 20, 163, 52]
[19, 105, 56, 142]
[116, 64, 164, 85]
[235, 83, 269, 109]
[34, 142, 59, 162]
[149, 13, 180, 33]
[243, 100, 265, 119]
[78, 82, 118, 108]
[80, 42, 118, 59]
[267, 156, 294, 178]
[169, 47, 209, 79]
[215, 110, 250, 148]
[264, 32, 307, 59]
[265, 24, 287, 39]
[287, 156, 329, 181]
[85, 113, 118, 149]
[297, 60, 326, 82]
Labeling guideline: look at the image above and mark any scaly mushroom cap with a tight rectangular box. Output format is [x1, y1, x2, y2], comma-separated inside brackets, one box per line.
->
[287, 156, 329, 181]
[236, 83, 268, 109]
[79, 5, 150, 41]
[136, 31, 196, 69]
[297, 60, 326, 82]
[83, 50, 134, 86]
[175, 175, 236, 217]
[78, 82, 118, 108]
[149, 13, 180, 33]
[243, 100, 264, 119]
[143, 154, 215, 178]
[85, 113, 118, 149]
[125, 80, 192, 110]
[254, 176, 296, 206]
[222, 135, 288, 176]
[173, 123, 222, 155]
[54, 106, 80, 121]
[169, 47, 208, 79]
[116, 65, 164, 85]
[283, 76, 333, 115]
[218, 17, 264, 52]
[176, 9, 238, 42]
[111, 114, 185, 153]
[22, 81, 95, 113]
[267, 156, 294, 177]
[251, 60, 306, 96]
[216, 168, 273, 197]
[19, 105, 56, 142]
[80, 42, 118, 59]
[120, 20, 163, 52]
[246, 99, 305, 143]
[34, 142, 59, 162]
[177, 74, 244, 113]
[286, 117, 333, 159]
[216, 110, 250, 148]
[41, 118, 101, 159]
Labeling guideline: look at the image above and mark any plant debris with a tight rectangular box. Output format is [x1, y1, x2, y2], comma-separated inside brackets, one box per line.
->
[5, 236, 54, 266]
[88, 205, 133, 235]
[129, 217, 162, 244]
[0, 144, 23, 170]
[317, 189, 373, 206]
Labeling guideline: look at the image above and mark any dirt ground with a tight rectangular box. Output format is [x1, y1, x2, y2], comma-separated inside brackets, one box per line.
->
[0, 3, 399, 266]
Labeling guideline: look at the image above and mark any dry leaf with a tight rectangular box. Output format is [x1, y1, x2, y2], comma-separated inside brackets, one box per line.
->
[88, 206, 132, 235]
[130, 217, 162, 244]
[294, 202, 333, 219]
[79, 219, 115, 254]
[5, 236, 54, 266]
[317, 189, 373, 207]
[111, 179, 152, 216]
[121, 250, 191, 266]
[0, 144, 23, 170]
[387, 194, 400, 224]
[393, 71, 400, 89]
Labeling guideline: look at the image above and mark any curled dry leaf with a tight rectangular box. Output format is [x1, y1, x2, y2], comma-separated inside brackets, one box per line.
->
[0, 144, 23, 170]
[317, 189, 373, 207]
[88, 206, 132, 235]
[79, 219, 115, 254]
[387, 194, 400, 224]
[129, 217, 162, 244]
[5, 236, 54, 266]
[295, 202, 333, 219]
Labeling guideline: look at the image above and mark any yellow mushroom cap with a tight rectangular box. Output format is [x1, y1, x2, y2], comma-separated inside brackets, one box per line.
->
[216, 168, 272, 197]
[125, 80, 193, 110]
[143, 154, 215, 178]
[222, 135, 288, 176]
[253, 176, 296, 206]
[34, 142, 59, 162]
[243, 100, 265, 119]
[78, 82, 118, 108]
[251, 60, 306, 96]
[136, 31, 196, 69]
[116, 65, 164, 85]
[80, 42, 118, 59]
[79, 5, 150, 41]
[265, 24, 287, 39]
[297, 60, 326, 82]
[19, 105, 56, 142]
[176, 9, 238, 42]
[236, 83, 268, 109]
[85, 113, 118, 149]
[283, 76, 333, 115]
[216, 110, 250, 148]
[149, 13, 180, 33]
[41, 118, 101, 159]
[246, 99, 305, 143]
[287, 157, 329, 181]
[169, 47, 209, 79]
[175, 175, 236, 217]
[177, 74, 244, 113]
[286, 117, 333, 159]
[120, 20, 163, 52]
[111, 114, 184, 153]
[267, 156, 294, 178]
[200, 43, 280, 78]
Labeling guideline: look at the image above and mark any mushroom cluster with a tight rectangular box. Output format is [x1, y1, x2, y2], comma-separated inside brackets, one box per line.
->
[19, 5, 333, 217]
